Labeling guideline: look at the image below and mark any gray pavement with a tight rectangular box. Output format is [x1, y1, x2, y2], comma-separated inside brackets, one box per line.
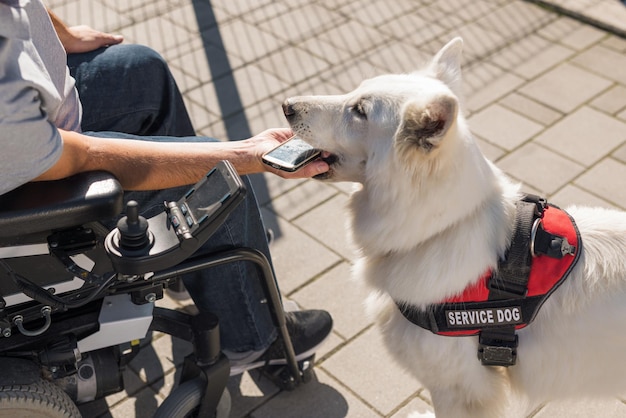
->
[50, 0, 626, 416]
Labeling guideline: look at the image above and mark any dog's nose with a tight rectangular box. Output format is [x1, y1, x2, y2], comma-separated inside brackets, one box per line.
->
[282, 100, 296, 118]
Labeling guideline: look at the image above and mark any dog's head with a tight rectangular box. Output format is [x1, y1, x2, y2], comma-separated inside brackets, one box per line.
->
[283, 38, 465, 184]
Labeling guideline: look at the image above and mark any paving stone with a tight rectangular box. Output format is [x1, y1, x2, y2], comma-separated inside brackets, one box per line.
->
[209, 0, 274, 18]
[49, 0, 132, 33]
[227, 372, 280, 418]
[343, 0, 417, 27]
[518, 63, 612, 113]
[107, 386, 163, 418]
[475, 136, 507, 162]
[549, 184, 619, 210]
[572, 44, 626, 84]
[251, 368, 381, 418]
[534, 106, 626, 167]
[293, 194, 356, 262]
[433, 0, 500, 22]
[171, 43, 246, 86]
[536, 15, 585, 42]
[464, 63, 526, 112]
[322, 326, 424, 415]
[128, 334, 193, 385]
[256, 172, 308, 207]
[319, 57, 389, 91]
[614, 143, 626, 163]
[292, 262, 373, 340]
[468, 104, 543, 151]
[424, 22, 509, 60]
[260, 208, 342, 294]
[260, 3, 347, 44]
[254, 45, 332, 86]
[162, 0, 222, 33]
[316, 19, 392, 56]
[497, 143, 585, 194]
[558, 23, 608, 50]
[185, 64, 291, 118]
[377, 8, 449, 44]
[488, 34, 575, 80]
[364, 41, 433, 74]
[124, 16, 202, 60]
[389, 396, 435, 418]
[591, 85, 626, 115]
[575, 158, 626, 209]
[602, 35, 626, 53]
[474, 0, 555, 40]
[533, 398, 626, 417]
[499, 93, 563, 126]
[269, 180, 339, 221]
[201, 18, 288, 63]
[239, 1, 291, 26]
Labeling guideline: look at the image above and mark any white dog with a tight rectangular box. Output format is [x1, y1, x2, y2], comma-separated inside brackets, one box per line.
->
[282, 38, 626, 417]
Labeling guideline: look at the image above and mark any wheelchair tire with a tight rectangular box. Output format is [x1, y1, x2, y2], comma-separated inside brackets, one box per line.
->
[0, 378, 81, 417]
[154, 377, 231, 418]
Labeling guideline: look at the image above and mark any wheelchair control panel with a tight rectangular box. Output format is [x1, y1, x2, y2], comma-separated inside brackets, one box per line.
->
[105, 160, 246, 275]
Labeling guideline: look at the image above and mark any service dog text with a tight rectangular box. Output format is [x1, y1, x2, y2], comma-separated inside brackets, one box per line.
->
[445, 307, 522, 328]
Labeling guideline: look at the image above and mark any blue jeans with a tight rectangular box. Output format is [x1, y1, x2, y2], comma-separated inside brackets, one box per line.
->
[67, 44, 277, 352]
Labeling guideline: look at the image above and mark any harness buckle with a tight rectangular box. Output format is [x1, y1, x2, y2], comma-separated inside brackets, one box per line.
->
[478, 331, 518, 367]
[487, 277, 527, 299]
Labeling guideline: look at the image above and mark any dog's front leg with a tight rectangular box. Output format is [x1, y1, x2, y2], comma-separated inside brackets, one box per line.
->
[429, 377, 511, 418]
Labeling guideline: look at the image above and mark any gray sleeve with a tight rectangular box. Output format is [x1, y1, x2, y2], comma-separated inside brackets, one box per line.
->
[0, 8, 63, 195]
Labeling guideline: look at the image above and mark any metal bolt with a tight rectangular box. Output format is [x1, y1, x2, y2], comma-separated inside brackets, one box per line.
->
[49, 242, 58, 248]
[145, 293, 157, 303]
[1, 328, 10, 338]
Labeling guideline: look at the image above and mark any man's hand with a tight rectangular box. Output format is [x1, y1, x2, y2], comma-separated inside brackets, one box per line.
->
[48, 9, 123, 54]
[63, 25, 124, 54]
[248, 128, 329, 179]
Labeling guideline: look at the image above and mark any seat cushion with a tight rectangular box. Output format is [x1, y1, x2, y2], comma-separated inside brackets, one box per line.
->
[0, 172, 123, 239]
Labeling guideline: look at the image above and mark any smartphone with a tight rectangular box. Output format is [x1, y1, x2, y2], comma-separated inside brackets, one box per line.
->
[262, 136, 321, 172]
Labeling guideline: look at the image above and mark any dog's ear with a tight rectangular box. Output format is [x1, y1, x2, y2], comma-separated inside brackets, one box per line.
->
[395, 95, 458, 152]
[430, 37, 463, 94]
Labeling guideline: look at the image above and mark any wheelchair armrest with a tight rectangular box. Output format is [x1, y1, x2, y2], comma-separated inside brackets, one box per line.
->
[0, 172, 123, 239]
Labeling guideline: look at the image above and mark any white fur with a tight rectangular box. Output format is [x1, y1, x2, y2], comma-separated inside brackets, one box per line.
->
[284, 37, 626, 417]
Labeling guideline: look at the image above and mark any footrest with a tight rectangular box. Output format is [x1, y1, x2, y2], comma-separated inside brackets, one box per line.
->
[261, 354, 315, 390]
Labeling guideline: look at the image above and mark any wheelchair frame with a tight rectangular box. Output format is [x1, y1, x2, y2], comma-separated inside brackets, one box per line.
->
[0, 169, 309, 417]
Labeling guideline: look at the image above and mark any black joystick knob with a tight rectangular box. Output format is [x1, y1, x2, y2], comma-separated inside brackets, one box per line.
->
[117, 201, 151, 251]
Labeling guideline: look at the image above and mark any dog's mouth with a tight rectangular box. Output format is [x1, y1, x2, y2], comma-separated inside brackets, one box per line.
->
[313, 151, 338, 180]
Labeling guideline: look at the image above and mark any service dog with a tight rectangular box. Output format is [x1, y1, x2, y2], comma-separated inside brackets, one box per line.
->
[282, 38, 626, 417]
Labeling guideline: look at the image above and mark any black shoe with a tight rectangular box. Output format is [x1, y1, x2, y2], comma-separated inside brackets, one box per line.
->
[229, 309, 332, 375]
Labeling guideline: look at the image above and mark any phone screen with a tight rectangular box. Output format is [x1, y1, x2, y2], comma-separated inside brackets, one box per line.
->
[262, 137, 320, 171]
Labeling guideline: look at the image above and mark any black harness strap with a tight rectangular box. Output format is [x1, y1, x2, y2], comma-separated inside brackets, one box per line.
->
[479, 197, 543, 366]
[487, 199, 540, 300]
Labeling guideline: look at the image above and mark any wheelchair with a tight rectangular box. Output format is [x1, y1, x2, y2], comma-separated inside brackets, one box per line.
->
[0, 161, 313, 417]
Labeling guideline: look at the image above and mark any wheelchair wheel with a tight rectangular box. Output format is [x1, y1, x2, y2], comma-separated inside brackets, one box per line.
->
[0, 378, 81, 417]
[154, 377, 231, 418]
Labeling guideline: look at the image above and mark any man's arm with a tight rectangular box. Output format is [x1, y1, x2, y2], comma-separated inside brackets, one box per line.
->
[47, 9, 123, 53]
[34, 129, 329, 190]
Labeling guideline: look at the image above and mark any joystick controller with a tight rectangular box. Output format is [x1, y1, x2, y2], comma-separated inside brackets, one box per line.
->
[115, 201, 152, 254]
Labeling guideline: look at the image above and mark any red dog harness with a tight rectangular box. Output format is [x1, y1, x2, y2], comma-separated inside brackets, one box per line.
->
[396, 195, 581, 367]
